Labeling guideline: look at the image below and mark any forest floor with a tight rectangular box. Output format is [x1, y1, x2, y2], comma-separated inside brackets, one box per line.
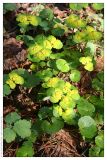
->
[3, 3, 104, 157]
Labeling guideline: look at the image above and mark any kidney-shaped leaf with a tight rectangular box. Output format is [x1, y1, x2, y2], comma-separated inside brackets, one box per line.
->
[41, 117, 64, 134]
[38, 107, 53, 120]
[13, 120, 31, 139]
[16, 141, 34, 157]
[92, 3, 104, 10]
[89, 145, 101, 157]
[4, 127, 16, 143]
[77, 98, 95, 116]
[5, 112, 21, 125]
[95, 131, 104, 149]
[56, 59, 70, 72]
[3, 84, 11, 97]
[78, 116, 97, 138]
[70, 70, 81, 82]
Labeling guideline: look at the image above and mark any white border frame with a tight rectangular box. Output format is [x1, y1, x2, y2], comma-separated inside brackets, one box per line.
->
[0, 0, 106, 160]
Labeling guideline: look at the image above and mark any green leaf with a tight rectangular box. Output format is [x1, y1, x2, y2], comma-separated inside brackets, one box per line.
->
[56, 59, 70, 72]
[94, 113, 104, 125]
[62, 50, 81, 69]
[69, 4, 83, 10]
[99, 150, 104, 157]
[16, 35, 35, 46]
[4, 127, 16, 143]
[11, 68, 26, 75]
[3, 84, 11, 96]
[41, 117, 64, 134]
[92, 78, 104, 91]
[69, 3, 88, 10]
[23, 74, 39, 88]
[3, 74, 9, 84]
[13, 120, 31, 138]
[78, 116, 97, 138]
[41, 69, 53, 81]
[5, 112, 21, 125]
[88, 95, 104, 110]
[38, 107, 53, 120]
[70, 70, 81, 82]
[27, 131, 38, 143]
[16, 141, 34, 157]
[77, 98, 95, 116]
[89, 145, 101, 157]
[81, 3, 89, 8]
[39, 20, 49, 31]
[97, 72, 104, 82]
[27, 131, 37, 143]
[52, 28, 65, 37]
[13, 69, 40, 87]
[32, 119, 43, 136]
[4, 3, 16, 13]
[92, 3, 104, 10]
[95, 131, 104, 149]
[39, 8, 54, 21]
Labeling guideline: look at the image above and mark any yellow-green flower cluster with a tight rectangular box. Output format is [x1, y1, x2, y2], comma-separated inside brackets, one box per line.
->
[61, 108, 76, 125]
[43, 77, 80, 124]
[53, 105, 77, 125]
[36, 48, 51, 60]
[65, 14, 86, 28]
[67, 89, 80, 101]
[53, 105, 63, 117]
[74, 26, 102, 43]
[43, 77, 80, 104]
[28, 44, 42, 55]
[60, 96, 76, 109]
[50, 88, 63, 103]
[47, 35, 63, 49]
[46, 77, 60, 88]
[16, 13, 41, 26]
[6, 72, 24, 89]
[62, 82, 72, 94]
[28, 35, 63, 62]
[79, 56, 93, 71]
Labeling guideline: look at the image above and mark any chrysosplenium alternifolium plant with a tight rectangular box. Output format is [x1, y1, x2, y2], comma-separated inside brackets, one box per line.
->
[3, 3, 104, 157]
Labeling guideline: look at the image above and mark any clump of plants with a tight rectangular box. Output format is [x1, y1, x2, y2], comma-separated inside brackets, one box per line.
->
[3, 3, 104, 157]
